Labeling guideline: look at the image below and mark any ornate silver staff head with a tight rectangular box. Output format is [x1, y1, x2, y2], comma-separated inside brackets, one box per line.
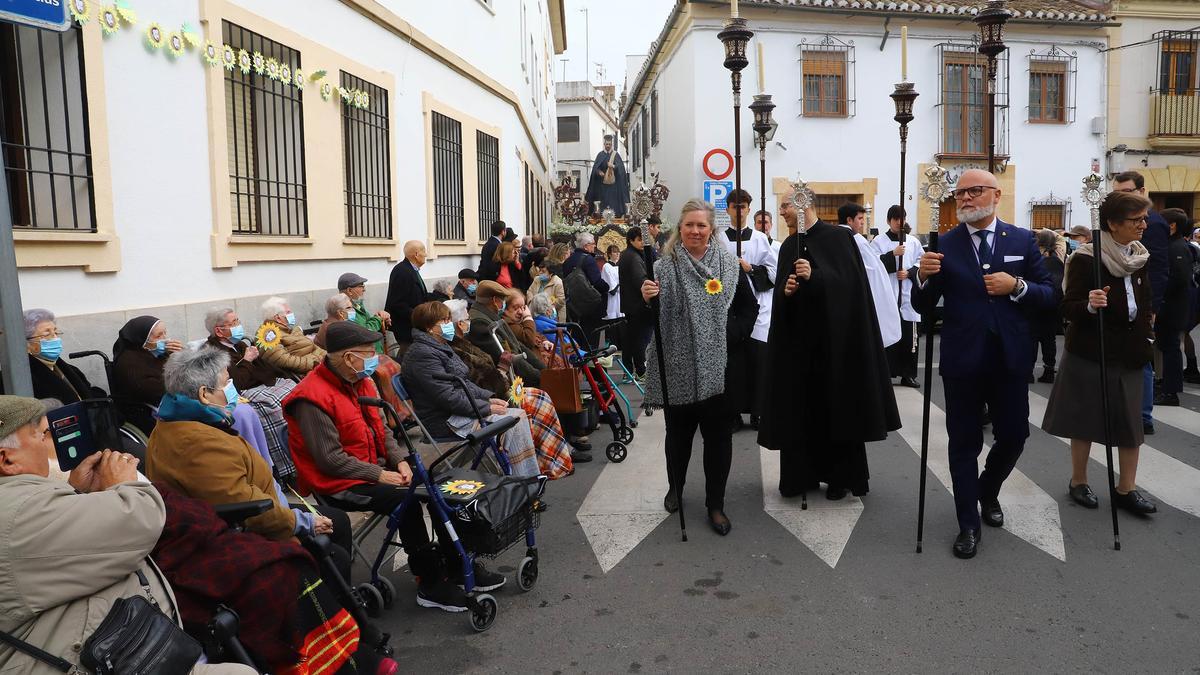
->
[787, 175, 815, 234]
[919, 163, 952, 206]
[1081, 173, 1105, 229]
[629, 184, 654, 224]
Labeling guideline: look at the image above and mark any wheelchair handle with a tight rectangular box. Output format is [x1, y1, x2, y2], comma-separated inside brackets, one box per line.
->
[68, 349, 111, 365]
[466, 415, 518, 445]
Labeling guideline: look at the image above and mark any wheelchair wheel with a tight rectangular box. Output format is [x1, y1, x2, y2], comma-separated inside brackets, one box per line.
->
[356, 582, 384, 618]
[616, 425, 634, 444]
[469, 594, 498, 632]
[642, 404, 654, 417]
[374, 577, 396, 610]
[605, 442, 627, 463]
[517, 556, 538, 592]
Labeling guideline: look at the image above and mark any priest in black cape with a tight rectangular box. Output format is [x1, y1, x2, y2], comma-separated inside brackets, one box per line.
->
[757, 204, 901, 499]
[583, 134, 630, 217]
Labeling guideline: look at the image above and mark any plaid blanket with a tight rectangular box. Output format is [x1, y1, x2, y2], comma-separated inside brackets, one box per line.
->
[279, 586, 361, 675]
[522, 387, 574, 479]
[244, 377, 298, 484]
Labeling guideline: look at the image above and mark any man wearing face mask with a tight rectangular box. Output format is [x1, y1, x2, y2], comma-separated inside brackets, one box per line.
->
[284, 321, 489, 611]
[467, 282, 545, 387]
[337, 272, 390, 354]
[257, 296, 325, 380]
[454, 268, 479, 307]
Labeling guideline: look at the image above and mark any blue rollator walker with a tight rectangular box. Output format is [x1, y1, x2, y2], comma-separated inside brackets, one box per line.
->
[357, 382, 545, 632]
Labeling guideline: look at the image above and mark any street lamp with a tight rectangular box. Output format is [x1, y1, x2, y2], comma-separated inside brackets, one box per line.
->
[718, 16, 754, 257]
[974, 0, 1010, 174]
[749, 93, 777, 241]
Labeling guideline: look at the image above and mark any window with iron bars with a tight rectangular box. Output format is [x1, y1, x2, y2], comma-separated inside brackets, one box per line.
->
[341, 71, 391, 239]
[1028, 47, 1076, 124]
[651, 90, 660, 146]
[431, 110, 464, 241]
[477, 130, 500, 242]
[936, 42, 1009, 159]
[1158, 30, 1198, 95]
[813, 193, 860, 224]
[0, 23, 96, 231]
[1029, 198, 1070, 230]
[798, 36, 855, 118]
[223, 21, 307, 237]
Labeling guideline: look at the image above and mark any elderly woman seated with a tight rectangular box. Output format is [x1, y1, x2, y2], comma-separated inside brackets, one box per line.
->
[444, 299, 586, 470]
[111, 315, 184, 436]
[256, 296, 326, 379]
[502, 291, 555, 356]
[23, 308, 103, 405]
[0, 395, 257, 674]
[530, 292, 578, 357]
[525, 248, 567, 321]
[145, 347, 353, 577]
[467, 281, 544, 386]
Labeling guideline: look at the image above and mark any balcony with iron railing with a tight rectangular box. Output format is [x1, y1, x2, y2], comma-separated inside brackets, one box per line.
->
[1149, 89, 1200, 149]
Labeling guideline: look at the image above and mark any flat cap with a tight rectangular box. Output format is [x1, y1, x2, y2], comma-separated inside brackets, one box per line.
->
[324, 320, 382, 352]
[474, 280, 510, 302]
[1067, 225, 1091, 238]
[0, 396, 45, 437]
[337, 272, 369, 290]
[457, 268, 479, 280]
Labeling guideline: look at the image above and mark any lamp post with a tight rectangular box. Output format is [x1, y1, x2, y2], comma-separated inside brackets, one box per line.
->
[749, 93, 777, 240]
[974, 0, 1010, 174]
[890, 81, 918, 317]
[718, 16, 754, 257]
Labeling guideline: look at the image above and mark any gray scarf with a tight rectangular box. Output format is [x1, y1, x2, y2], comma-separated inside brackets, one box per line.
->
[643, 241, 740, 407]
[1065, 230, 1149, 290]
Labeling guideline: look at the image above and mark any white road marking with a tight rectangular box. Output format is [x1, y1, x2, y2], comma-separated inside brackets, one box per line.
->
[759, 447, 864, 568]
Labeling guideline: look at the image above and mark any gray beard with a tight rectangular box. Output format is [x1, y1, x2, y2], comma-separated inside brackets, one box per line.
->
[957, 203, 996, 224]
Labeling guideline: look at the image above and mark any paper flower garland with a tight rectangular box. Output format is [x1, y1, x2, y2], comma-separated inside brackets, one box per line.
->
[203, 41, 220, 67]
[705, 278, 724, 295]
[265, 57, 280, 80]
[252, 51, 265, 75]
[221, 44, 236, 70]
[114, 0, 137, 24]
[100, 6, 120, 35]
[237, 49, 251, 75]
[293, 69, 304, 88]
[181, 22, 200, 48]
[166, 32, 185, 58]
[145, 23, 165, 50]
[280, 65, 291, 85]
[320, 82, 333, 101]
[69, 0, 91, 25]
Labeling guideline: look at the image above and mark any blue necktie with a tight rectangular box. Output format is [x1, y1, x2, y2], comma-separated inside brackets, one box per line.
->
[975, 230, 993, 270]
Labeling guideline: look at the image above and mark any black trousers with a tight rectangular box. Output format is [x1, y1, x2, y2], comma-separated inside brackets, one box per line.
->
[324, 483, 458, 581]
[1158, 327, 1183, 395]
[1030, 327, 1057, 373]
[886, 319, 918, 379]
[663, 394, 732, 510]
[312, 504, 352, 580]
[622, 317, 653, 376]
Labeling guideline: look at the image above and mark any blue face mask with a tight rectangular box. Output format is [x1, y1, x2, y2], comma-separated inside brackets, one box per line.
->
[439, 322, 457, 341]
[285, 312, 296, 327]
[38, 337, 63, 362]
[499, 301, 507, 315]
[551, 309, 558, 321]
[228, 324, 245, 342]
[352, 353, 380, 380]
[345, 308, 357, 322]
[150, 339, 167, 357]
[467, 283, 478, 295]
[537, 274, 550, 284]
[222, 380, 239, 411]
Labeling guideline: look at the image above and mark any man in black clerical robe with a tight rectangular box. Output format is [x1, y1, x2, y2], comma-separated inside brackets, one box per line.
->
[583, 135, 630, 217]
[757, 207, 900, 500]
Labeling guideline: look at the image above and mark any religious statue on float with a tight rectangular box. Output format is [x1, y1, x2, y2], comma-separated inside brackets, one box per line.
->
[584, 134, 630, 217]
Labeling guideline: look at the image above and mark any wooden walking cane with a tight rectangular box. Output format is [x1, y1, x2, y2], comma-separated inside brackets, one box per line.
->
[643, 243, 687, 542]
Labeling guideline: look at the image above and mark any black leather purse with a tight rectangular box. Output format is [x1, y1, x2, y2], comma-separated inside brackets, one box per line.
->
[0, 568, 201, 674]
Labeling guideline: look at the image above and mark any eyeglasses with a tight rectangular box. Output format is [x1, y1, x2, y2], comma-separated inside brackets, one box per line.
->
[952, 185, 999, 200]
[1113, 187, 1140, 194]
[1122, 216, 1149, 224]
[28, 330, 64, 340]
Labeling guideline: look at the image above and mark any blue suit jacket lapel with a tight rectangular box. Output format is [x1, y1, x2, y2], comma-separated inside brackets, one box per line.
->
[954, 223, 987, 292]
[991, 220, 1011, 263]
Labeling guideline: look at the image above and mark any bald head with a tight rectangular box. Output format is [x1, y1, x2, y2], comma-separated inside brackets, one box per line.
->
[958, 169, 999, 190]
[953, 169, 1002, 228]
[404, 240, 427, 267]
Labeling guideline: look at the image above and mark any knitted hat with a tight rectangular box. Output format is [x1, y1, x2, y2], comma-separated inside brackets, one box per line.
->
[324, 320, 382, 352]
[475, 281, 510, 302]
[0, 396, 46, 438]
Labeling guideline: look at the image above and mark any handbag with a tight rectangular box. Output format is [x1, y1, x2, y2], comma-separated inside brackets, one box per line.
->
[540, 329, 583, 414]
[0, 567, 201, 675]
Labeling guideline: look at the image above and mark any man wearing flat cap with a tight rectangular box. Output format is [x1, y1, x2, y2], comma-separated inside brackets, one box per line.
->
[283, 322, 498, 611]
[337, 272, 390, 352]
[468, 281, 545, 386]
[454, 268, 478, 307]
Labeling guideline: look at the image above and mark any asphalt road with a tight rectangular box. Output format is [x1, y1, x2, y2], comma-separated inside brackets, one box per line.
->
[361, 337, 1200, 673]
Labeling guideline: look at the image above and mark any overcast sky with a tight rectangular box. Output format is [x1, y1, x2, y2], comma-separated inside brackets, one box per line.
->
[555, 0, 676, 88]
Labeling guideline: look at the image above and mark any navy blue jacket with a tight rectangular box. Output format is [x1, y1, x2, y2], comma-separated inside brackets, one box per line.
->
[1141, 209, 1170, 313]
[912, 220, 1056, 378]
[561, 248, 609, 295]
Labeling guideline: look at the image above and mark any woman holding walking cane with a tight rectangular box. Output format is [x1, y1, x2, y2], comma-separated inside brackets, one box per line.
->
[1042, 190, 1158, 516]
[641, 198, 752, 536]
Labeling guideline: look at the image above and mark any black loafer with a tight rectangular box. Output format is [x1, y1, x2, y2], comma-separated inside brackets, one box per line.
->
[707, 509, 731, 536]
[1154, 392, 1180, 406]
[663, 490, 680, 514]
[1068, 482, 1099, 509]
[900, 376, 921, 389]
[1038, 369, 1056, 384]
[980, 499, 1004, 527]
[1114, 489, 1157, 515]
[953, 529, 980, 559]
[1143, 421, 1156, 435]
[825, 485, 848, 501]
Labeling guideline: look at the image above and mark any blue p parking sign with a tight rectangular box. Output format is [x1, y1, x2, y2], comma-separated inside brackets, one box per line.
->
[704, 180, 734, 229]
[1, 0, 71, 32]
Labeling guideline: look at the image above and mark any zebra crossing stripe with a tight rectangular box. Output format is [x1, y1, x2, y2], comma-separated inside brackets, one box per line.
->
[759, 446, 864, 568]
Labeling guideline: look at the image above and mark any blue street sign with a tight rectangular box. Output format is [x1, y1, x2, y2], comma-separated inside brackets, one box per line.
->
[704, 180, 734, 229]
[1, 0, 71, 32]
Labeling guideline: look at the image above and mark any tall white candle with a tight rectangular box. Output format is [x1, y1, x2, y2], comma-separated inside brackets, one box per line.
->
[757, 42, 765, 92]
[901, 25, 908, 81]
[731, 0, 739, 18]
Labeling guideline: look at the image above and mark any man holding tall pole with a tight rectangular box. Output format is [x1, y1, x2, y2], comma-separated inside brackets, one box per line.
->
[872, 206, 924, 388]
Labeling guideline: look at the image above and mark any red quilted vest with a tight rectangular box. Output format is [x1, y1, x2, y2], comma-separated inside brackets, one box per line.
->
[283, 361, 388, 495]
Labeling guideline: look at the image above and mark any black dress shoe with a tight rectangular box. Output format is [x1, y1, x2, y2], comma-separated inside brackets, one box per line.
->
[707, 509, 731, 536]
[749, 415, 760, 430]
[953, 529, 980, 559]
[1114, 489, 1157, 515]
[980, 499, 1004, 527]
[1154, 392, 1180, 406]
[663, 490, 680, 514]
[825, 485, 848, 500]
[900, 376, 920, 389]
[1143, 421, 1156, 435]
[1184, 368, 1200, 384]
[731, 415, 745, 432]
[1068, 482, 1099, 509]
[1037, 368, 1056, 384]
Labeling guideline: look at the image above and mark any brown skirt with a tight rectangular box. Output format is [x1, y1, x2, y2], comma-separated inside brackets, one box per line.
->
[1041, 350, 1143, 448]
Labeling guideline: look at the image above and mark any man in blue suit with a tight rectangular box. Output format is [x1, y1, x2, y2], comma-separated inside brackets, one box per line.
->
[912, 169, 1056, 559]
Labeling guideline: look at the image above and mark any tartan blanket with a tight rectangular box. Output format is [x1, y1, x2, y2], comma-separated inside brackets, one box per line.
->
[522, 387, 574, 479]
[244, 377, 298, 484]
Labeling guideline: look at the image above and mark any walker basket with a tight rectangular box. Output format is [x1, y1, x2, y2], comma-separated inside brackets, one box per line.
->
[428, 469, 547, 558]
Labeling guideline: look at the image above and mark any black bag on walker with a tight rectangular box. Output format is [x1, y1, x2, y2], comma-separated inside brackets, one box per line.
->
[423, 469, 547, 556]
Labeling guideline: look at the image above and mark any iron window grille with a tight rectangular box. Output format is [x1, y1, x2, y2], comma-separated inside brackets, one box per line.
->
[476, 130, 500, 242]
[1156, 30, 1199, 95]
[641, 108, 649, 157]
[813, 193, 861, 223]
[1027, 46, 1076, 124]
[431, 110, 464, 242]
[523, 162, 532, 233]
[1028, 195, 1071, 230]
[558, 116, 580, 143]
[651, 89, 660, 146]
[935, 40, 1009, 160]
[631, 124, 641, 172]
[797, 35, 856, 118]
[0, 23, 96, 231]
[340, 71, 391, 240]
[223, 21, 307, 237]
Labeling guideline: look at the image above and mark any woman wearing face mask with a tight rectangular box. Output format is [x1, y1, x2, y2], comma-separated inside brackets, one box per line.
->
[256, 296, 326, 379]
[525, 249, 567, 321]
[23, 308, 102, 405]
[112, 315, 184, 435]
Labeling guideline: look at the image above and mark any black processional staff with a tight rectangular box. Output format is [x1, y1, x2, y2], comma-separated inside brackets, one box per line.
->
[788, 182, 813, 511]
[643, 243, 687, 542]
[1083, 174, 1122, 551]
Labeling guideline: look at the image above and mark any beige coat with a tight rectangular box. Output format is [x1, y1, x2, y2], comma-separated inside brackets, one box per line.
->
[258, 322, 325, 377]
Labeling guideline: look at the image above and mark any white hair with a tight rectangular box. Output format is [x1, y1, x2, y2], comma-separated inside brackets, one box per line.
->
[204, 307, 235, 334]
[444, 299, 470, 323]
[433, 279, 456, 297]
[22, 308, 55, 339]
[261, 296, 289, 321]
[575, 232, 595, 248]
[163, 347, 230, 398]
[528, 292, 555, 318]
[325, 293, 351, 318]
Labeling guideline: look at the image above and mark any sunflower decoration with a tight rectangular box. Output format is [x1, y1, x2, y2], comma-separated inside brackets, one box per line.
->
[280, 64, 292, 85]
[145, 23, 165, 50]
[237, 49, 252, 74]
[251, 51, 265, 75]
[181, 23, 201, 49]
[320, 82, 333, 101]
[203, 41, 220, 67]
[362, 92, 371, 109]
[352, 90, 366, 109]
[100, 6, 120, 35]
[309, 69, 328, 83]
[508, 376, 525, 406]
[114, 0, 137, 24]
[293, 69, 304, 88]
[338, 86, 352, 104]
[255, 323, 283, 351]
[166, 32, 185, 58]
[705, 278, 724, 295]
[265, 57, 280, 81]
[440, 479, 486, 496]
[221, 44, 236, 70]
[69, 0, 91, 25]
